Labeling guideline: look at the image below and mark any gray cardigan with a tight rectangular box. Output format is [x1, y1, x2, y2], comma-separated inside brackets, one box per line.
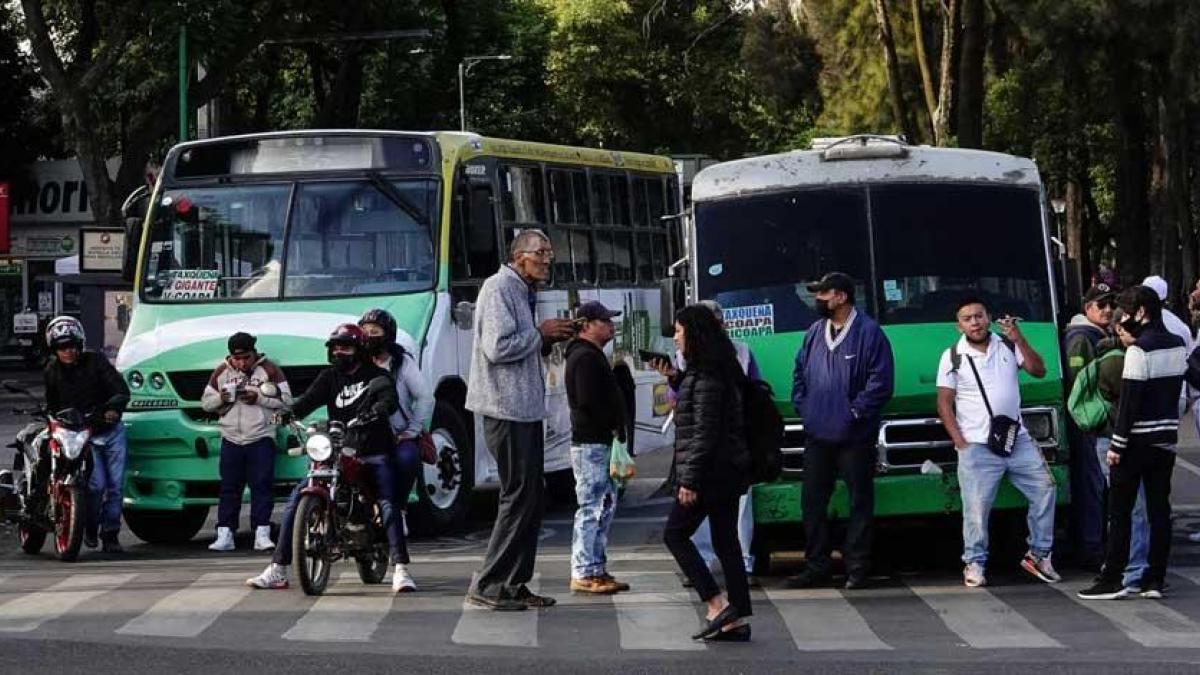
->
[465, 265, 546, 422]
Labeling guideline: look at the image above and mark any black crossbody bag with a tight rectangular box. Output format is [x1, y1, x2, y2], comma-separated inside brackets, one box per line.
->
[963, 354, 1020, 457]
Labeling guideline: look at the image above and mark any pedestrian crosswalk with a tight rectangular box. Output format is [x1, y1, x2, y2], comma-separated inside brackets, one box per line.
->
[2, 564, 1200, 654]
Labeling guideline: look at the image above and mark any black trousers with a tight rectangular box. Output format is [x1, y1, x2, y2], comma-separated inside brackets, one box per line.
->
[1102, 443, 1175, 586]
[473, 417, 545, 599]
[803, 440, 876, 576]
[663, 490, 752, 618]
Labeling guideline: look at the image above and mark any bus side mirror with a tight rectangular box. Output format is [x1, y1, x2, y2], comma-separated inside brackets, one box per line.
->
[660, 277, 685, 337]
[121, 186, 150, 283]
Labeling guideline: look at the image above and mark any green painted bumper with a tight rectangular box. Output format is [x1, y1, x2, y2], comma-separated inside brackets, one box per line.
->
[752, 464, 1070, 524]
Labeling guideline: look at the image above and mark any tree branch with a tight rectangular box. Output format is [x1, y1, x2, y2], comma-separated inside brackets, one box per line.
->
[78, 28, 130, 93]
[20, 0, 72, 94]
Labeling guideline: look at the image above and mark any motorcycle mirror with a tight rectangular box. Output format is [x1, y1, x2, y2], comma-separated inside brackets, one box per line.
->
[259, 382, 280, 399]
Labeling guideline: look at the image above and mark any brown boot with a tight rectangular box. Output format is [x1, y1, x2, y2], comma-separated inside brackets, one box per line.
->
[569, 576, 620, 594]
[599, 573, 630, 592]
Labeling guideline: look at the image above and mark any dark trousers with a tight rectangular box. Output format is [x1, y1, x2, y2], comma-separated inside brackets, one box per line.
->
[473, 417, 545, 599]
[663, 491, 752, 618]
[217, 437, 276, 530]
[1067, 423, 1106, 559]
[272, 483, 303, 566]
[1101, 443, 1175, 586]
[364, 440, 421, 565]
[803, 440, 875, 576]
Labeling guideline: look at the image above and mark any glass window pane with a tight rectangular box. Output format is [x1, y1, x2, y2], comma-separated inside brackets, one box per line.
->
[549, 170, 573, 224]
[612, 231, 633, 283]
[466, 184, 499, 278]
[611, 175, 631, 225]
[635, 232, 653, 282]
[549, 226, 572, 284]
[631, 178, 649, 227]
[651, 233, 668, 279]
[595, 230, 614, 283]
[572, 172, 590, 225]
[571, 229, 594, 284]
[590, 173, 612, 225]
[500, 165, 545, 223]
[647, 177, 665, 228]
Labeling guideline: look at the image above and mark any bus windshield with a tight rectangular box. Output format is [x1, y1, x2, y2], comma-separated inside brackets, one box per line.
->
[140, 178, 438, 302]
[695, 183, 1051, 330]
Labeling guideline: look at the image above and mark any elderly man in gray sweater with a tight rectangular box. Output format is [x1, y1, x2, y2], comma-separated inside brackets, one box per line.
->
[465, 229, 576, 611]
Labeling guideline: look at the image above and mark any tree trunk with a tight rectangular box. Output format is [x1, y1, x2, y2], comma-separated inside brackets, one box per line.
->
[956, 0, 985, 148]
[933, 0, 961, 146]
[1166, 4, 1198, 308]
[910, 0, 937, 141]
[871, 0, 918, 141]
[1109, 37, 1150, 286]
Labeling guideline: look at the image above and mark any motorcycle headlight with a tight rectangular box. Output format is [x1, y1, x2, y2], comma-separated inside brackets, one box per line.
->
[54, 429, 90, 460]
[305, 434, 333, 462]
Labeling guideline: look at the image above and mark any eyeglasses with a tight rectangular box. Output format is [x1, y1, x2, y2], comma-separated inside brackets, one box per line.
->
[1098, 301, 1115, 310]
[521, 248, 555, 260]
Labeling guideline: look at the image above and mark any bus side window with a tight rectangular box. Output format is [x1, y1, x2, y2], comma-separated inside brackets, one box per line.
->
[466, 183, 499, 279]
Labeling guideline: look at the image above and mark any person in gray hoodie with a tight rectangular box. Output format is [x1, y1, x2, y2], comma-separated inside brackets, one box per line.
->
[201, 332, 292, 552]
[465, 229, 576, 611]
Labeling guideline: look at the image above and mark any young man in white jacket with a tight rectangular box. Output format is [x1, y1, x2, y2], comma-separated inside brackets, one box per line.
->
[201, 332, 292, 551]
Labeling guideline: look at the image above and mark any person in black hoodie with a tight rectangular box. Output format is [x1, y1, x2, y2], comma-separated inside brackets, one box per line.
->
[246, 323, 397, 590]
[663, 304, 752, 643]
[42, 316, 130, 552]
[564, 301, 629, 595]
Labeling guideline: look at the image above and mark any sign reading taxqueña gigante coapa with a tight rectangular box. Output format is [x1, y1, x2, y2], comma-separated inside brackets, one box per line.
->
[161, 269, 220, 300]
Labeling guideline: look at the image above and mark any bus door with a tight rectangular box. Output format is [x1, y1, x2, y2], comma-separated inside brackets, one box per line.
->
[449, 167, 501, 377]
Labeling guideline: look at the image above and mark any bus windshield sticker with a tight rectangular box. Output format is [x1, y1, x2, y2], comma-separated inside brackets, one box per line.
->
[707, 263, 724, 277]
[722, 304, 774, 339]
[161, 269, 220, 300]
[883, 279, 903, 302]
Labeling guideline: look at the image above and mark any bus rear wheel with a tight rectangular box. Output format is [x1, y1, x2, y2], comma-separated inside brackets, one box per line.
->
[124, 506, 209, 545]
[409, 401, 473, 536]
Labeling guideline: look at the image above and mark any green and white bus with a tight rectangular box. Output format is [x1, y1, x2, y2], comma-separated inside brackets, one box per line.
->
[676, 136, 1069, 571]
[117, 130, 682, 543]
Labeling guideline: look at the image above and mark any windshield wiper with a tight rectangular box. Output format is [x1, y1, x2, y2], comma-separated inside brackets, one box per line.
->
[366, 171, 428, 227]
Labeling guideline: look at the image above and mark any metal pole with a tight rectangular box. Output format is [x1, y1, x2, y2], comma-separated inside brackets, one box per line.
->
[179, 23, 188, 142]
[458, 60, 467, 132]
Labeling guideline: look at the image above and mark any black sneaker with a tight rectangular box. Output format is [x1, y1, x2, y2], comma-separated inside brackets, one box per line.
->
[1077, 579, 1130, 600]
[83, 529, 99, 549]
[515, 585, 556, 608]
[784, 568, 830, 589]
[844, 572, 869, 591]
[465, 591, 527, 612]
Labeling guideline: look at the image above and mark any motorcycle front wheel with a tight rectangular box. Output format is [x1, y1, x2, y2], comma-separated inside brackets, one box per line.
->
[294, 494, 333, 596]
[53, 484, 84, 562]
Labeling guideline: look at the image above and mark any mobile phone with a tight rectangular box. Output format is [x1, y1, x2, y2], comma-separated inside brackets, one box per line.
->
[638, 349, 672, 366]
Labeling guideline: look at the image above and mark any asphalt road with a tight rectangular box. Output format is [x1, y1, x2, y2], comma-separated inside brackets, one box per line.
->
[4, 368, 1200, 673]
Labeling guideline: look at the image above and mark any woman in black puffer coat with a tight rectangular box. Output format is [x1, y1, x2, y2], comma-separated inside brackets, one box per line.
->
[663, 304, 753, 642]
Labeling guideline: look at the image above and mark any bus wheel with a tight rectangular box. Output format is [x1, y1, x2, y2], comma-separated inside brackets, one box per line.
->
[409, 401, 473, 536]
[544, 469, 577, 507]
[124, 506, 209, 545]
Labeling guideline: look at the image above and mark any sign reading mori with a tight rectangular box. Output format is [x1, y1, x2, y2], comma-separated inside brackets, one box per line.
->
[80, 228, 126, 273]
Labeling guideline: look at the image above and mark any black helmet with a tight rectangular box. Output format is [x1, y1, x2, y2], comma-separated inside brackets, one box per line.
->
[358, 308, 397, 345]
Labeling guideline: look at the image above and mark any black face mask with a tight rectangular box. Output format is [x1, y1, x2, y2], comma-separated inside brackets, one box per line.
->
[815, 299, 834, 319]
[1119, 317, 1144, 338]
[364, 336, 389, 356]
[330, 353, 358, 373]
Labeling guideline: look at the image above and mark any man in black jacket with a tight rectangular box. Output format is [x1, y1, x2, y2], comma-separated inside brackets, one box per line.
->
[43, 316, 130, 552]
[564, 301, 629, 595]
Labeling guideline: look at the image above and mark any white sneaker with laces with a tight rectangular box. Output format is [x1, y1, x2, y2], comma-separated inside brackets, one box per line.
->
[245, 563, 289, 589]
[392, 564, 416, 593]
[253, 525, 275, 551]
[208, 527, 235, 552]
[963, 562, 986, 587]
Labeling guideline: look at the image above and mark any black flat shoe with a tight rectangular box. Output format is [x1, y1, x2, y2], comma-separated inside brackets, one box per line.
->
[705, 624, 751, 642]
[691, 604, 740, 640]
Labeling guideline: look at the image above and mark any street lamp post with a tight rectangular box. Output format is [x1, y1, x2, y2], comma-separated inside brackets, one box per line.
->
[459, 55, 512, 132]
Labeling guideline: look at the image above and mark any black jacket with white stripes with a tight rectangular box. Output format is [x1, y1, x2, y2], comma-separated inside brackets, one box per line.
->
[1111, 325, 1187, 454]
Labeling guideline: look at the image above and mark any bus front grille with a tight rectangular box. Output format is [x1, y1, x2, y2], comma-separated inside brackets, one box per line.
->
[166, 365, 326, 401]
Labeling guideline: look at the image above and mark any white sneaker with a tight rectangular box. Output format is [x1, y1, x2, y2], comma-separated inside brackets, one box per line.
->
[392, 564, 416, 593]
[963, 562, 986, 587]
[253, 525, 275, 551]
[245, 563, 289, 589]
[1189, 531, 1200, 543]
[208, 527, 235, 552]
[1020, 551, 1061, 584]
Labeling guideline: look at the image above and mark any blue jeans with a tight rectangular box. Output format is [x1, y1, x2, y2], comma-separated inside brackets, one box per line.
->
[570, 443, 618, 579]
[692, 491, 754, 574]
[957, 435, 1056, 564]
[87, 423, 126, 536]
[272, 483, 303, 566]
[1095, 437, 1149, 588]
[362, 441, 420, 565]
[1068, 423, 1106, 560]
[217, 437, 276, 530]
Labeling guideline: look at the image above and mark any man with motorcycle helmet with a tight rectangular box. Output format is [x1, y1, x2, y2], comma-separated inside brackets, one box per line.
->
[42, 316, 130, 552]
[246, 323, 398, 590]
[359, 308, 435, 593]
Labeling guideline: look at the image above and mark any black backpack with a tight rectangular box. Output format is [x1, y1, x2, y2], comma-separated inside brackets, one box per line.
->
[741, 377, 784, 484]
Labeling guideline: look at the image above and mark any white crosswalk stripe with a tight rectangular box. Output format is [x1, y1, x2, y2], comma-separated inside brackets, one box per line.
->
[451, 574, 540, 647]
[283, 571, 396, 642]
[764, 587, 892, 651]
[909, 582, 1062, 649]
[1056, 582, 1200, 648]
[0, 573, 136, 633]
[116, 572, 252, 638]
[613, 572, 705, 651]
[1170, 567, 1200, 586]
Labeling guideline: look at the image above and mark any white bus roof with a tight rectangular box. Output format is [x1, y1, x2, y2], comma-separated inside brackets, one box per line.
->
[691, 144, 1041, 201]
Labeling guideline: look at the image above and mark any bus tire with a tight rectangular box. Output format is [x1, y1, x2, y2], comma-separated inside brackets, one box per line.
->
[544, 469, 576, 507]
[409, 401, 473, 536]
[124, 506, 209, 545]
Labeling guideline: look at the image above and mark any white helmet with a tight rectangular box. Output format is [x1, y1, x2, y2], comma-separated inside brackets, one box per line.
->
[46, 316, 85, 350]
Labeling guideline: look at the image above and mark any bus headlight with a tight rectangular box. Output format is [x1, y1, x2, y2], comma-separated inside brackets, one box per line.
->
[128, 371, 144, 389]
[1023, 411, 1055, 445]
[149, 373, 166, 390]
[305, 435, 333, 462]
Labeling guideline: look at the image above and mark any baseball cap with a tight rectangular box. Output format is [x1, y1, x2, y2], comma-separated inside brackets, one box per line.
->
[228, 332, 257, 355]
[575, 301, 622, 322]
[1142, 275, 1168, 301]
[1083, 283, 1115, 305]
[806, 272, 856, 297]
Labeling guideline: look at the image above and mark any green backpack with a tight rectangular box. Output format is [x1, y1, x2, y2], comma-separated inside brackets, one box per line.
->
[1067, 350, 1123, 431]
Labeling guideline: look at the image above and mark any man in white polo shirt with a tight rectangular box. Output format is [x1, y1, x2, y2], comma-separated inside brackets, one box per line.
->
[936, 297, 1060, 588]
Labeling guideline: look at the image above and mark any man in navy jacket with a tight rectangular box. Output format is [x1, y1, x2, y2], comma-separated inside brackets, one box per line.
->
[788, 272, 895, 590]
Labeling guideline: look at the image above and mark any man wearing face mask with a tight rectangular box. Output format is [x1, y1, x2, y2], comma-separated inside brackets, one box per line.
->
[787, 272, 895, 590]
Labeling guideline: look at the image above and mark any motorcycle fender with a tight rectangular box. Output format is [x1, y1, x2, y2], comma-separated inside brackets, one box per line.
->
[299, 484, 331, 501]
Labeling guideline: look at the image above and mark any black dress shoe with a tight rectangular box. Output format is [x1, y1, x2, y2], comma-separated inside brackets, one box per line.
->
[844, 573, 869, 590]
[705, 624, 751, 642]
[465, 591, 527, 611]
[515, 585, 556, 608]
[691, 604, 740, 640]
[784, 568, 830, 589]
